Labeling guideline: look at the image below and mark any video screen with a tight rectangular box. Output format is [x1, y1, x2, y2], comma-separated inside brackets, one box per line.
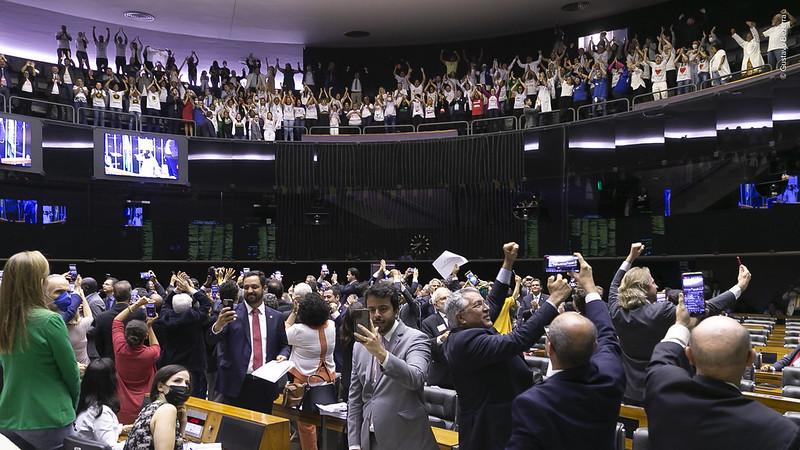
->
[103, 132, 179, 180]
[0, 199, 38, 223]
[0, 117, 32, 167]
[43, 205, 67, 224]
[124, 206, 144, 227]
[682, 273, 705, 314]
[544, 255, 579, 273]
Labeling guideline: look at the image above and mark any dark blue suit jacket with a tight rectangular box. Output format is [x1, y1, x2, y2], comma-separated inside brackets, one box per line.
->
[207, 302, 290, 399]
[444, 279, 557, 450]
[506, 300, 625, 450]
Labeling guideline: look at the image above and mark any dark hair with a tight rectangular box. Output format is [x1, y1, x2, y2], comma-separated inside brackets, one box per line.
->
[263, 293, 279, 310]
[347, 267, 360, 280]
[297, 293, 330, 327]
[325, 284, 341, 298]
[77, 358, 119, 417]
[364, 281, 401, 312]
[267, 278, 284, 298]
[219, 280, 239, 303]
[340, 300, 364, 346]
[81, 277, 99, 295]
[306, 279, 318, 293]
[113, 280, 131, 303]
[243, 271, 266, 287]
[125, 320, 148, 347]
[149, 364, 191, 403]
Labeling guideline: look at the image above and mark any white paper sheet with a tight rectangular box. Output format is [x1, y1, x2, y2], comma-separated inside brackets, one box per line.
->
[316, 402, 348, 419]
[251, 360, 295, 383]
[432, 250, 468, 279]
[185, 443, 222, 450]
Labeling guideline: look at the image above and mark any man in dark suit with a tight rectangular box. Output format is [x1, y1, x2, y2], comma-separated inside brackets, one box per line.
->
[507, 254, 625, 450]
[444, 242, 571, 450]
[769, 345, 800, 372]
[323, 284, 348, 371]
[208, 271, 290, 414]
[517, 277, 548, 322]
[334, 267, 363, 298]
[420, 286, 454, 388]
[645, 296, 800, 450]
[92, 280, 144, 359]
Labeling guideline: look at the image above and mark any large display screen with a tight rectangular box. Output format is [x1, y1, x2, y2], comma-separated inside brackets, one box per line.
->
[124, 205, 144, 227]
[0, 199, 38, 223]
[0, 114, 43, 174]
[93, 129, 188, 185]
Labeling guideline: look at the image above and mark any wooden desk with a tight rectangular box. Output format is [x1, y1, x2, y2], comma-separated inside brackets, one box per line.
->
[272, 395, 459, 450]
[745, 392, 800, 413]
[184, 397, 290, 450]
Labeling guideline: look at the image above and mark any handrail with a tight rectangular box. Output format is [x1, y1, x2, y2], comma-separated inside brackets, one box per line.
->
[309, 125, 363, 135]
[9, 95, 76, 122]
[78, 106, 141, 130]
[576, 98, 631, 119]
[415, 121, 469, 134]
[363, 124, 415, 134]
[632, 83, 697, 107]
[699, 64, 773, 90]
[471, 115, 518, 134]
[139, 114, 195, 135]
[520, 107, 578, 129]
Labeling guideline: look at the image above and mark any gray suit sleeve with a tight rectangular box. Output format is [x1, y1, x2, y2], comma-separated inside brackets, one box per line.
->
[347, 346, 365, 448]
[381, 332, 431, 391]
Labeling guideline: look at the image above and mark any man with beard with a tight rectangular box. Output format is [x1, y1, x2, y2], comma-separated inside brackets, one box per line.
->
[208, 271, 290, 414]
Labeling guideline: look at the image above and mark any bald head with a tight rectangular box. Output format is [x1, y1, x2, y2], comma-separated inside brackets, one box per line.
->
[46, 274, 70, 300]
[688, 316, 753, 383]
[546, 312, 597, 369]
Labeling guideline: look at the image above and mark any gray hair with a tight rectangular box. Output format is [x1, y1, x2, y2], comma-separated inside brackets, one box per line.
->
[172, 293, 193, 314]
[294, 283, 312, 298]
[445, 288, 480, 328]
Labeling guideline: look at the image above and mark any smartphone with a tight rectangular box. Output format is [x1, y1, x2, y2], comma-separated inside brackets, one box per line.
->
[0, 270, 4, 283]
[656, 292, 667, 302]
[544, 255, 580, 273]
[222, 298, 235, 309]
[352, 308, 372, 333]
[145, 303, 156, 318]
[465, 271, 480, 286]
[321, 264, 329, 275]
[68, 264, 77, 281]
[140, 271, 151, 280]
[243, 267, 250, 273]
[211, 284, 219, 301]
[682, 272, 706, 316]
[130, 289, 138, 304]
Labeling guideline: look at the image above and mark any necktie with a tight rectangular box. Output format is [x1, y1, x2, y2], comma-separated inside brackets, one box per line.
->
[251, 308, 264, 370]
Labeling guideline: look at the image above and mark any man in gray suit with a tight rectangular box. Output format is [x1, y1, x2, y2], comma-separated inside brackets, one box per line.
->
[348, 281, 437, 450]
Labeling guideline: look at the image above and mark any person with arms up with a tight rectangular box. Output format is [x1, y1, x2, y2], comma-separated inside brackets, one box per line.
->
[208, 271, 290, 414]
[763, 9, 797, 69]
[348, 281, 437, 450]
[123, 365, 192, 450]
[443, 242, 569, 450]
[0, 251, 81, 450]
[645, 295, 800, 450]
[608, 242, 750, 405]
[113, 294, 161, 424]
[93, 280, 145, 359]
[731, 22, 764, 75]
[93, 26, 111, 72]
[506, 253, 625, 450]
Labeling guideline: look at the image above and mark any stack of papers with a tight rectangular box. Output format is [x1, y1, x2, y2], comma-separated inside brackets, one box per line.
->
[184, 443, 222, 450]
[252, 360, 296, 383]
[316, 402, 348, 420]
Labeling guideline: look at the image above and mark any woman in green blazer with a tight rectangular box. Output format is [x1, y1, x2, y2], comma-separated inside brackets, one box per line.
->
[0, 250, 81, 450]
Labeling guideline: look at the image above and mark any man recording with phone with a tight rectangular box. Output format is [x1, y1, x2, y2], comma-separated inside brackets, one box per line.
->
[645, 295, 800, 450]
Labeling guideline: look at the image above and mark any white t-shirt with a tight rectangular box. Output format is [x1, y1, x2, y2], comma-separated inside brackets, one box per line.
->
[412, 100, 424, 117]
[384, 99, 396, 116]
[648, 61, 667, 82]
[109, 90, 124, 109]
[305, 104, 318, 119]
[92, 89, 107, 107]
[329, 111, 340, 126]
[764, 22, 791, 52]
[146, 91, 160, 110]
[630, 67, 646, 90]
[128, 96, 141, 113]
[318, 103, 329, 114]
[348, 111, 361, 126]
[283, 104, 294, 118]
[487, 95, 499, 110]
[560, 81, 574, 97]
[513, 92, 526, 109]
[676, 64, 692, 82]
[285, 321, 336, 380]
[360, 104, 372, 118]
[425, 105, 436, 119]
[294, 106, 305, 119]
[63, 69, 73, 85]
[710, 49, 731, 76]
[20, 79, 32, 93]
[697, 59, 709, 73]
[373, 106, 384, 121]
[74, 86, 88, 102]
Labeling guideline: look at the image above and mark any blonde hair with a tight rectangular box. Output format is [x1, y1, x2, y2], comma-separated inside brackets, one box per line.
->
[617, 267, 652, 311]
[0, 251, 50, 353]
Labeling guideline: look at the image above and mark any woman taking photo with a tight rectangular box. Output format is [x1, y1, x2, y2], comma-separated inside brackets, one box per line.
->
[73, 358, 130, 449]
[285, 292, 337, 450]
[113, 295, 161, 424]
[0, 251, 81, 450]
[123, 365, 191, 450]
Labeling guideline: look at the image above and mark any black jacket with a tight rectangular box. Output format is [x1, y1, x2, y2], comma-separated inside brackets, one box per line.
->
[155, 290, 212, 371]
[420, 312, 453, 389]
[646, 339, 800, 450]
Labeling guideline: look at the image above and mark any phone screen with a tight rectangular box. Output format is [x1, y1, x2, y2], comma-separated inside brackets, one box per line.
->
[140, 271, 150, 280]
[682, 272, 705, 315]
[465, 271, 479, 286]
[243, 267, 250, 273]
[656, 292, 666, 302]
[69, 264, 77, 280]
[322, 264, 329, 274]
[544, 255, 580, 273]
[211, 284, 219, 301]
[352, 308, 371, 333]
[222, 298, 234, 309]
[145, 303, 156, 318]
[130, 289, 138, 304]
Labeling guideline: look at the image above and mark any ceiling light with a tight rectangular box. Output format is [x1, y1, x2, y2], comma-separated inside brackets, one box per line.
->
[344, 31, 370, 38]
[123, 11, 156, 22]
[562, 2, 591, 12]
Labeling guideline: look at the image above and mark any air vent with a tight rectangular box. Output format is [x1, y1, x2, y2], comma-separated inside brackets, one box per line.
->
[344, 30, 370, 38]
[562, 2, 591, 12]
[123, 11, 156, 22]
